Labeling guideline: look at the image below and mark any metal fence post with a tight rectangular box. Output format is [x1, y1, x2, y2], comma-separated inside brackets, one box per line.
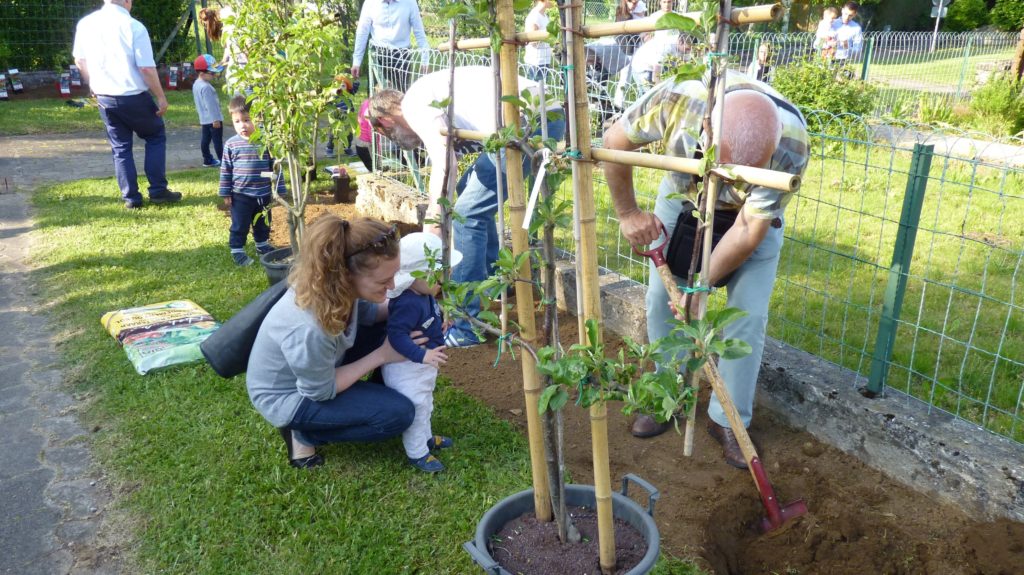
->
[955, 36, 973, 102]
[863, 143, 934, 397]
[860, 36, 873, 82]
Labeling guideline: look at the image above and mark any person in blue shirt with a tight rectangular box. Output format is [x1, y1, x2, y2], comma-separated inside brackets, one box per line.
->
[381, 233, 461, 472]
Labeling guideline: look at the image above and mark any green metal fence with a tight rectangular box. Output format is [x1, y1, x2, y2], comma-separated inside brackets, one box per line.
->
[369, 47, 1024, 444]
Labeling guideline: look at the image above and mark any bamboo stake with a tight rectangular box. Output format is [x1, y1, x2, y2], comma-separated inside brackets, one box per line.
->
[438, 4, 781, 50]
[559, 0, 615, 571]
[495, 0, 551, 523]
[437, 132, 801, 193]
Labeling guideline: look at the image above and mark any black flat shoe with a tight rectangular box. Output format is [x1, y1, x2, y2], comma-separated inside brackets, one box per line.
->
[278, 427, 324, 469]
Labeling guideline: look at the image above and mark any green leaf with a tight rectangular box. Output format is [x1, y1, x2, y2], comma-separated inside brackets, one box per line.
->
[718, 338, 752, 360]
[709, 307, 748, 331]
[430, 97, 451, 110]
[655, 12, 699, 33]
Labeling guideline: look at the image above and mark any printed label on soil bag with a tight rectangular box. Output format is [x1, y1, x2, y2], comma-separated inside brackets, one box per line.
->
[101, 300, 220, 375]
[70, 65, 82, 87]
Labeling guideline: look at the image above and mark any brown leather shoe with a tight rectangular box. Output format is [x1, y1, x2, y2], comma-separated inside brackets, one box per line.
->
[631, 414, 672, 438]
[706, 420, 748, 469]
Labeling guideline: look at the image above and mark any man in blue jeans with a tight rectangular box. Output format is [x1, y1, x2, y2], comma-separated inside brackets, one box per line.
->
[73, 0, 181, 209]
[368, 66, 565, 346]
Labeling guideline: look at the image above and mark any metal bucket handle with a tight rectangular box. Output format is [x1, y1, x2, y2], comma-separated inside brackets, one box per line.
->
[463, 541, 501, 575]
[621, 473, 660, 517]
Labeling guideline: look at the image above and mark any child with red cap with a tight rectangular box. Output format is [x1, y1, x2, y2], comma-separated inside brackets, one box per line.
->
[193, 54, 225, 167]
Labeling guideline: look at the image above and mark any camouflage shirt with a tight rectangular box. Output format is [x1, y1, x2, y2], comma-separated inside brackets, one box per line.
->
[621, 70, 810, 221]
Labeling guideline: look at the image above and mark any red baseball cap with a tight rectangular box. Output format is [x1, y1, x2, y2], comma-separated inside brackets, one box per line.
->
[193, 54, 224, 73]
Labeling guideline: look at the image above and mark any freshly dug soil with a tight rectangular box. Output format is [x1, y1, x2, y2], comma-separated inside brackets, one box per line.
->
[493, 506, 647, 575]
[273, 191, 1024, 575]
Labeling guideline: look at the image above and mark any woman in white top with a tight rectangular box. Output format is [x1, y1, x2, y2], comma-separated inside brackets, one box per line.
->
[523, 0, 553, 81]
[615, 0, 649, 55]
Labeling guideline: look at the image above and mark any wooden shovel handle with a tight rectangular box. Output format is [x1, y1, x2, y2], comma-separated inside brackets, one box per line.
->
[655, 264, 684, 317]
[703, 360, 759, 466]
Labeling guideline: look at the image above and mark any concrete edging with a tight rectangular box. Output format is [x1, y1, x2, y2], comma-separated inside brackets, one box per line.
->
[552, 259, 1024, 523]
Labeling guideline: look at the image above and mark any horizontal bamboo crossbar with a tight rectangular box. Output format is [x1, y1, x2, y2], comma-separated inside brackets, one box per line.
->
[437, 4, 781, 51]
[591, 148, 800, 193]
[439, 128, 800, 192]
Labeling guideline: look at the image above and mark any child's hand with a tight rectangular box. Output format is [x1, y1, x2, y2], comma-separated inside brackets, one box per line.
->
[223, 196, 232, 208]
[421, 346, 448, 368]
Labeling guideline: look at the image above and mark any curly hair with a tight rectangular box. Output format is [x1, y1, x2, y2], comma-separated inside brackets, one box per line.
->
[289, 216, 400, 336]
[198, 8, 223, 43]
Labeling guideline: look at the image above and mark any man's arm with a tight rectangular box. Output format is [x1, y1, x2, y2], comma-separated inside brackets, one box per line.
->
[350, 2, 373, 78]
[409, 3, 430, 69]
[706, 208, 771, 286]
[602, 121, 663, 246]
[140, 67, 169, 116]
[74, 59, 89, 85]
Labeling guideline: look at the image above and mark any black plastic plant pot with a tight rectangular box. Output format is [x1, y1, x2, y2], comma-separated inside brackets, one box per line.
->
[259, 247, 293, 287]
[463, 474, 661, 575]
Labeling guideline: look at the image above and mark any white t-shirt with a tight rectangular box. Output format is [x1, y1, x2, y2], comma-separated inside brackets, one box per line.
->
[403, 66, 548, 206]
[72, 3, 154, 96]
[524, 6, 552, 66]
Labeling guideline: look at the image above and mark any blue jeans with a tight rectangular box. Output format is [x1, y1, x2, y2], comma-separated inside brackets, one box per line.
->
[647, 177, 783, 428]
[287, 383, 415, 446]
[448, 115, 566, 342]
[228, 194, 271, 250]
[200, 123, 223, 164]
[96, 93, 168, 204]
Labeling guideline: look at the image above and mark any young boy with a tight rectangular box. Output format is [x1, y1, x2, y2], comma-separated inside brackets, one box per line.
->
[192, 54, 224, 167]
[381, 233, 460, 472]
[219, 95, 286, 266]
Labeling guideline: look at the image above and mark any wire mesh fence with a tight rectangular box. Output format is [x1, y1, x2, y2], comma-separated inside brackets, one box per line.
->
[368, 46, 1024, 445]
[0, 0, 216, 73]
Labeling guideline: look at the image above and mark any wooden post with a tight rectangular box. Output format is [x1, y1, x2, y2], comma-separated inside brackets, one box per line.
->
[495, 0, 551, 522]
[562, 0, 616, 571]
[1011, 28, 1024, 82]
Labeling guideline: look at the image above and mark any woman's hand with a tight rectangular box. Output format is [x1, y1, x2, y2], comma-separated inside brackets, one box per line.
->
[379, 331, 430, 364]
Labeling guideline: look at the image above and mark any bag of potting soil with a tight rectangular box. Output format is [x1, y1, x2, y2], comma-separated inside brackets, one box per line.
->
[101, 300, 220, 375]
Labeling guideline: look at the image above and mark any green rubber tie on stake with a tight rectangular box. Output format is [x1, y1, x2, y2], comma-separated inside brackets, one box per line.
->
[682, 285, 711, 294]
[705, 51, 728, 67]
[493, 332, 514, 367]
[563, 149, 583, 160]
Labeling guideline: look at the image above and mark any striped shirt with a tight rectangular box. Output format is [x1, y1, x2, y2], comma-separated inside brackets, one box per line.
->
[621, 70, 810, 221]
[219, 135, 286, 198]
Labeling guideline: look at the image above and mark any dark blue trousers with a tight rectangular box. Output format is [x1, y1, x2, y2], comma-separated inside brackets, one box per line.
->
[228, 194, 271, 250]
[200, 123, 224, 164]
[96, 93, 168, 205]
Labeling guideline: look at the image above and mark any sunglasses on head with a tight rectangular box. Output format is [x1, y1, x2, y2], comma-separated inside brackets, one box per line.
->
[348, 225, 398, 258]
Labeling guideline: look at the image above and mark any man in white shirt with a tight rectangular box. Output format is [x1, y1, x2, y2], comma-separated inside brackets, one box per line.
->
[72, 0, 180, 209]
[832, 1, 863, 64]
[367, 66, 565, 346]
[351, 0, 430, 93]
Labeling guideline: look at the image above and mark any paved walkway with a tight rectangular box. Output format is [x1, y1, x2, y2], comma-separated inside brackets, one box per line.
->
[0, 126, 210, 574]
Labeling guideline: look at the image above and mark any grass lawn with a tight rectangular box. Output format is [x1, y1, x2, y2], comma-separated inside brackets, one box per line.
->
[0, 90, 214, 136]
[30, 170, 703, 573]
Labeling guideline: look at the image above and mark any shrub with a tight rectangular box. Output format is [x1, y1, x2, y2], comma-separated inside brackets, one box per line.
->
[969, 74, 1024, 137]
[990, 0, 1024, 32]
[770, 59, 878, 135]
[944, 0, 989, 32]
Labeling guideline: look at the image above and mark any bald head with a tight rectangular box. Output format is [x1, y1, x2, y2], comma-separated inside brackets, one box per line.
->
[714, 90, 781, 169]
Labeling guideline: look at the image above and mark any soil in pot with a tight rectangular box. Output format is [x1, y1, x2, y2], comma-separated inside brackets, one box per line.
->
[492, 506, 647, 575]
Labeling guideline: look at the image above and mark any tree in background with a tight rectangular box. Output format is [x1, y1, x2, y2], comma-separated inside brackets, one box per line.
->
[945, 0, 990, 32]
[990, 0, 1024, 32]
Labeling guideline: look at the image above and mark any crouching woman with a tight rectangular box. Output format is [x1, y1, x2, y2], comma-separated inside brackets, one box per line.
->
[247, 216, 418, 468]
